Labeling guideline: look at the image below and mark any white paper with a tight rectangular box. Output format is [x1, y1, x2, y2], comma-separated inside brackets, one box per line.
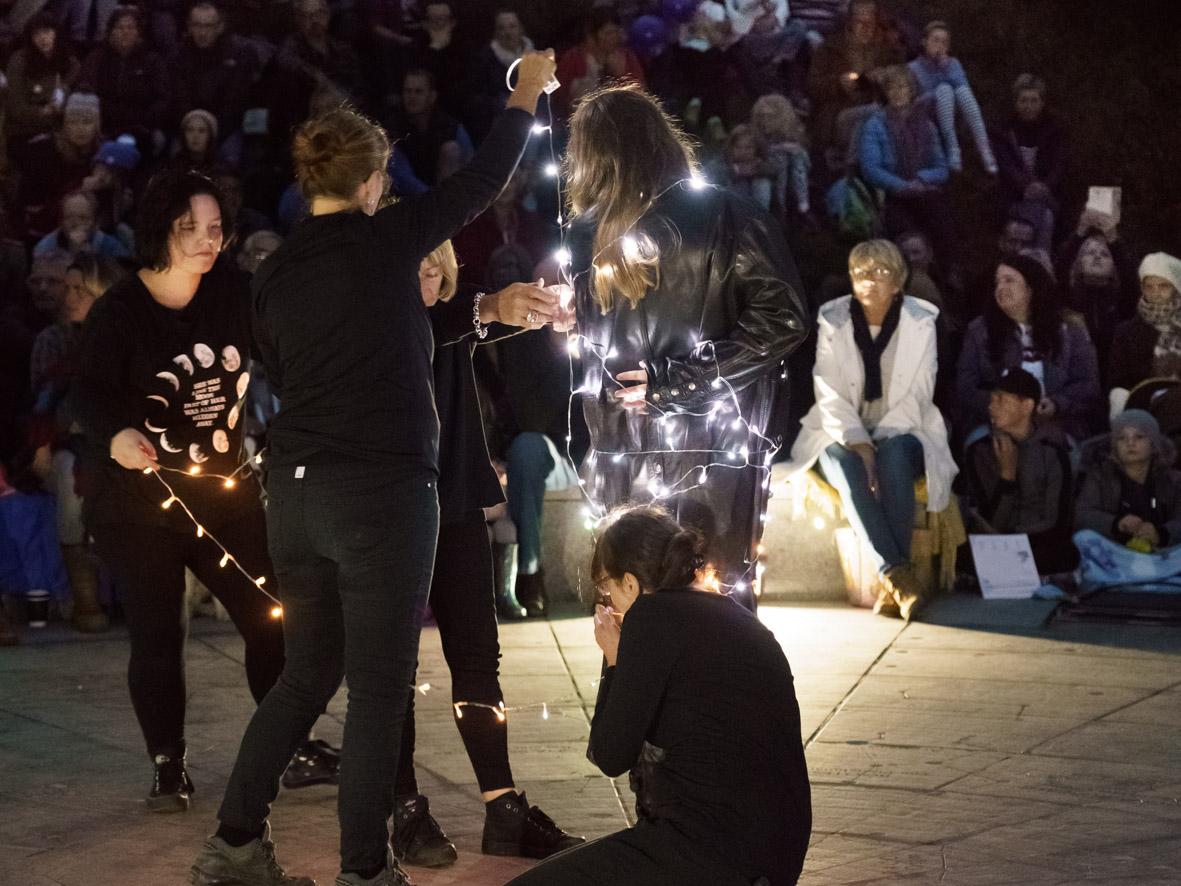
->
[969, 534, 1042, 599]
[1086, 186, 1121, 225]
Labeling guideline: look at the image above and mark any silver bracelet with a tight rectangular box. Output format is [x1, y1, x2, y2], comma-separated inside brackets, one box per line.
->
[472, 291, 488, 340]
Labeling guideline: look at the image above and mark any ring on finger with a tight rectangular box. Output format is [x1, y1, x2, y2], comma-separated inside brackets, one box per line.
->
[526, 310, 537, 323]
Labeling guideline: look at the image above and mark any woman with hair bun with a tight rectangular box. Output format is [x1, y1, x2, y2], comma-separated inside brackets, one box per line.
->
[192, 51, 559, 886]
[507, 505, 812, 886]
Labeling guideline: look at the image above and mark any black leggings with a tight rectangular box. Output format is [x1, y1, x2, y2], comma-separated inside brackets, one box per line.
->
[92, 507, 285, 758]
[396, 514, 513, 797]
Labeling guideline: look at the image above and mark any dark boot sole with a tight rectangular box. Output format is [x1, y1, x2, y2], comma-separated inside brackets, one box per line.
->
[397, 846, 458, 868]
[147, 792, 190, 813]
[481, 840, 523, 857]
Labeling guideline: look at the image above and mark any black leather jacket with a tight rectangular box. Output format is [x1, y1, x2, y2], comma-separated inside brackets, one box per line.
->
[571, 185, 809, 590]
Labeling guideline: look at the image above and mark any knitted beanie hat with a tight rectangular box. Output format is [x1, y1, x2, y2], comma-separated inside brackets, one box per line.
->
[64, 91, 101, 121]
[1111, 408, 1176, 465]
[94, 134, 141, 171]
[181, 108, 219, 145]
[1138, 252, 1181, 295]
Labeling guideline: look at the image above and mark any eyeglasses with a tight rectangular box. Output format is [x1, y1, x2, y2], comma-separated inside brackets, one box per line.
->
[850, 266, 895, 281]
[591, 576, 611, 605]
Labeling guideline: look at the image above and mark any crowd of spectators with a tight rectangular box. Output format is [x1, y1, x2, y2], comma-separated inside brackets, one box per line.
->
[0, 0, 1178, 639]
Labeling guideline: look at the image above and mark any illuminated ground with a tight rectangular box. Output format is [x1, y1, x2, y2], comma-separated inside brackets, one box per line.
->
[1, 599, 1179, 885]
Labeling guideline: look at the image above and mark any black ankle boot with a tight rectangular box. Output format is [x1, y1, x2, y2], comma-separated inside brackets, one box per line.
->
[482, 791, 584, 859]
[282, 738, 340, 789]
[148, 750, 193, 812]
[514, 571, 548, 618]
[392, 794, 457, 868]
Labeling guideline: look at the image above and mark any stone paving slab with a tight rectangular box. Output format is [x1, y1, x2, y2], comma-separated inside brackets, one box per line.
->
[1, 600, 1179, 885]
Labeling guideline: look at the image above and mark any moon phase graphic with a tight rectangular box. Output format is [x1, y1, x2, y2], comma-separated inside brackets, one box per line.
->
[190, 443, 209, 464]
[159, 432, 182, 453]
[227, 403, 240, 430]
[212, 430, 230, 453]
[173, 354, 194, 375]
[236, 372, 250, 399]
[144, 418, 167, 434]
[221, 346, 242, 373]
[156, 371, 179, 391]
[146, 394, 169, 409]
[194, 343, 215, 369]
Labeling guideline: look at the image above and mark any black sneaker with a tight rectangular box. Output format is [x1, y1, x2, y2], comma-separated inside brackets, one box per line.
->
[148, 753, 193, 812]
[191, 824, 315, 886]
[392, 795, 457, 868]
[282, 739, 340, 789]
[482, 791, 584, 859]
[514, 572, 548, 618]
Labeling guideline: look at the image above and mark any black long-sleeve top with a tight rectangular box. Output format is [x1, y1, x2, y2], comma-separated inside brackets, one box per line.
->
[70, 261, 262, 529]
[251, 108, 534, 474]
[589, 590, 812, 886]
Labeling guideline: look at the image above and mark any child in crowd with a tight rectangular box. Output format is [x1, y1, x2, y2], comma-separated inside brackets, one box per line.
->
[716, 123, 779, 213]
[908, 20, 996, 174]
[751, 92, 812, 215]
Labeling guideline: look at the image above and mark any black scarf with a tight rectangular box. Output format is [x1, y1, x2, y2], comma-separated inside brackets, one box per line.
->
[850, 296, 902, 402]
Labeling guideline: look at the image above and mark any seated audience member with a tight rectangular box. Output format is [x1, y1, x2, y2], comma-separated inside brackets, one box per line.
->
[907, 20, 995, 174]
[1056, 209, 1138, 368]
[858, 65, 953, 267]
[211, 168, 273, 242]
[236, 229, 283, 276]
[712, 123, 780, 214]
[278, 0, 366, 105]
[751, 93, 811, 217]
[1108, 253, 1181, 401]
[18, 92, 102, 243]
[76, 7, 170, 148]
[505, 505, 811, 886]
[554, 8, 646, 121]
[4, 13, 80, 153]
[730, 1, 810, 111]
[164, 108, 220, 173]
[23, 251, 71, 334]
[384, 67, 473, 187]
[170, 1, 261, 141]
[787, 239, 957, 621]
[32, 190, 129, 260]
[964, 215, 1037, 318]
[894, 230, 947, 313]
[964, 367, 1078, 575]
[354, 0, 415, 105]
[412, 1, 469, 124]
[991, 74, 1066, 248]
[30, 254, 127, 633]
[469, 8, 536, 141]
[808, 0, 904, 154]
[82, 135, 140, 250]
[956, 254, 1101, 443]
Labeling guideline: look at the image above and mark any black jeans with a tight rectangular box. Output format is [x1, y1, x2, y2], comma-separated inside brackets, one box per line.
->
[396, 514, 513, 798]
[505, 818, 758, 886]
[218, 461, 439, 874]
[92, 507, 284, 758]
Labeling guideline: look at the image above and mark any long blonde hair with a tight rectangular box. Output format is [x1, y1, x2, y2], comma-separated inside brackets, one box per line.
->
[564, 84, 699, 313]
[423, 239, 459, 302]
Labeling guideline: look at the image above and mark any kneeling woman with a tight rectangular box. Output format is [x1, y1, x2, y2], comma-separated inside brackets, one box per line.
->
[507, 505, 812, 886]
[786, 239, 958, 620]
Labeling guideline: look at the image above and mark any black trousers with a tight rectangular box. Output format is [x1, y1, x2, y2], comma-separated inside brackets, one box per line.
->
[217, 461, 439, 875]
[92, 507, 284, 758]
[505, 818, 761, 886]
[396, 514, 513, 797]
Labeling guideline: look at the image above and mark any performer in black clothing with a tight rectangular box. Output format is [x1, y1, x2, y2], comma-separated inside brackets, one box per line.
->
[71, 168, 336, 813]
[190, 50, 559, 886]
[390, 240, 582, 869]
[563, 85, 809, 611]
[507, 505, 812, 886]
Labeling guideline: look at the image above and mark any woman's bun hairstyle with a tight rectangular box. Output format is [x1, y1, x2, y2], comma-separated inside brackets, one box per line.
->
[292, 106, 390, 203]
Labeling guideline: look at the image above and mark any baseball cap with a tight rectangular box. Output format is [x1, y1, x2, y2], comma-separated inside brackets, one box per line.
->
[990, 367, 1042, 402]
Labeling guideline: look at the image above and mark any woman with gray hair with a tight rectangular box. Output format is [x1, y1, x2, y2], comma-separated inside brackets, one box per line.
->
[786, 239, 957, 620]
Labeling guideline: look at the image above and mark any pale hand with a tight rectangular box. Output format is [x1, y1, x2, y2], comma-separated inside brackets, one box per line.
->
[110, 427, 159, 471]
[513, 49, 557, 95]
[1118, 514, 1144, 535]
[1133, 522, 1160, 546]
[593, 604, 622, 667]
[486, 281, 559, 329]
[613, 368, 649, 413]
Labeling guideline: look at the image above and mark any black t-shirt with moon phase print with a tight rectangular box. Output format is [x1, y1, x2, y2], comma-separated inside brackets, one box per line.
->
[72, 260, 261, 530]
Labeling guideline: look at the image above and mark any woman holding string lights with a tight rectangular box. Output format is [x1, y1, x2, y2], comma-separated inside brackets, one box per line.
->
[562, 84, 809, 609]
[190, 51, 559, 886]
[70, 168, 338, 813]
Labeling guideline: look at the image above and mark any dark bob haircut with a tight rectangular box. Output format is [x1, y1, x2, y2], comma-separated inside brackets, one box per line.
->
[135, 168, 235, 272]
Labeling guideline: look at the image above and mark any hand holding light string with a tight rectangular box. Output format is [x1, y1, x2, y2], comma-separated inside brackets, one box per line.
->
[506, 52, 561, 96]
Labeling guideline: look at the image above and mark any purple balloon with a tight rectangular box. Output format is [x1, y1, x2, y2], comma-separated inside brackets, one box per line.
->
[662, 0, 699, 25]
[629, 14, 668, 55]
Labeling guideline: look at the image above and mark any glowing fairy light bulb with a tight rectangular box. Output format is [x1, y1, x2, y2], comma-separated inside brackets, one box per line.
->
[142, 467, 153, 475]
[495, 702, 507, 723]
[711, 378, 723, 389]
[622, 235, 639, 261]
[196, 526, 204, 538]
[224, 478, 236, 489]
[757, 543, 766, 556]
[542, 703, 549, 721]
[728, 451, 739, 461]
[734, 581, 747, 592]
[161, 497, 176, 510]
[567, 339, 581, 357]
[531, 123, 550, 135]
[419, 683, 432, 694]
[544, 162, 559, 177]
[698, 468, 708, 484]
[731, 418, 743, 430]
[454, 703, 464, 720]
[595, 263, 614, 279]
[606, 347, 618, 359]
[689, 173, 707, 190]
[554, 247, 572, 265]
[254, 454, 263, 464]
[812, 516, 826, 530]
[584, 518, 595, 531]
[255, 576, 267, 587]
[612, 453, 624, 464]
[270, 606, 283, 619]
[219, 553, 230, 568]
[188, 465, 201, 475]
[740, 445, 750, 459]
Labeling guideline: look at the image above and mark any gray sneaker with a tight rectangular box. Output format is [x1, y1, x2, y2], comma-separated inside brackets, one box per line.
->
[334, 850, 413, 886]
[190, 825, 315, 886]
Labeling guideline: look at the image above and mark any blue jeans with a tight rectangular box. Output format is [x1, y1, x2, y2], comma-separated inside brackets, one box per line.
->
[819, 435, 925, 573]
[218, 461, 439, 874]
[506, 433, 555, 576]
